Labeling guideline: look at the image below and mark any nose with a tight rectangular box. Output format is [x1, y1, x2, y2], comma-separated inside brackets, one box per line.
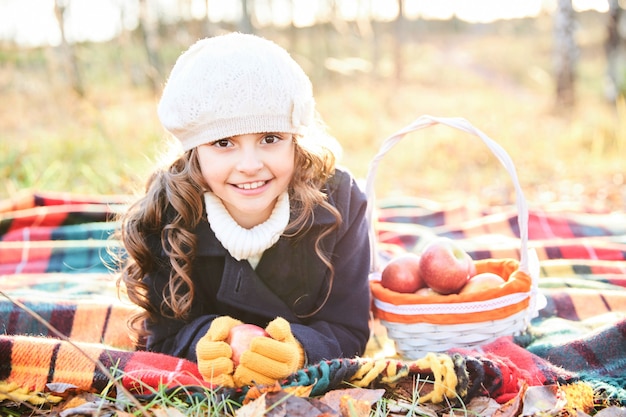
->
[236, 145, 264, 174]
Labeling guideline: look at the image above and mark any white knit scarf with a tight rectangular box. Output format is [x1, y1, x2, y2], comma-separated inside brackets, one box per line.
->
[204, 191, 290, 267]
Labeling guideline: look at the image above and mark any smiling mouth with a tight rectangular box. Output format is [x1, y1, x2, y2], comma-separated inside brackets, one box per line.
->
[236, 180, 267, 190]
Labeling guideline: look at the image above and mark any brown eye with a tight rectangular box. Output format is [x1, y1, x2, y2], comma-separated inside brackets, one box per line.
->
[212, 139, 232, 148]
[262, 134, 282, 144]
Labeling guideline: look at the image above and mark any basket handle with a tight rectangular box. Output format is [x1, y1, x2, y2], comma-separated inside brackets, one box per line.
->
[365, 115, 530, 275]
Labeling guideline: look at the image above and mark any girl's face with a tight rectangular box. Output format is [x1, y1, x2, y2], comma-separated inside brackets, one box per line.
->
[196, 132, 295, 228]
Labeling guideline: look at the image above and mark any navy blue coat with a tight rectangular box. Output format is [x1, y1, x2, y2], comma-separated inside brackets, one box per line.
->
[143, 168, 372, 365]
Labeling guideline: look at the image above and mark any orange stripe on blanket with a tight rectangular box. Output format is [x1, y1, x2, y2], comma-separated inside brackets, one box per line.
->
[8, 336, 57, 391]
[52, 342, 102, 389]
[544, 288, 626, 320]
[102, 304, 138, 350]
[600, 291, 626, 314]
[484, 212, 518, 238]
[566, 289, 614, 320]
[444, 204, 473, 226]
[70, 303, 109, 344]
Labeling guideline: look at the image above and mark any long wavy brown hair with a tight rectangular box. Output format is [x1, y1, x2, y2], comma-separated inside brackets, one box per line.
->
[115, 128, 342, 343]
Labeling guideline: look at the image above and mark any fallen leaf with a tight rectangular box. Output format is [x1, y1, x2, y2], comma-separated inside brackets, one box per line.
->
[320, 387, 385, 410]
[61, 396, 88, 410]
[339, 394, 372, 417]
[240, 390, 340, 417]
[595, 406, 626, 417]
[236, 392, 269, 417]
[243, 382, 283, 405]
[521, 385, 568, 416]
[494, 383, 527, 417]
[59, 399, 118, 417]
[46, 382, 90, 399]
[283, 384, 314, 398]
[269, 391, 338, 417]
[385, 398, 440, 417]
[306, 397, 341, 417]
[152, 406, 187, 417]
[463, 396, 501, 416]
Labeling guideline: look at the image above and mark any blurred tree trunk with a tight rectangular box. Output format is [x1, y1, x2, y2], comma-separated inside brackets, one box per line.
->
[138, 0, 162, 94]
[605, 0, 625, 101]
[285, 0, 298, 52]
[239, 0, 254, 33]
[393, 0, 406, 82]
[393, 0, 404, 81]
[53, 0, 84, 97]
[113, 0, 138, 87]
[356, 0, 376, 78]
[553, 0, 577, 108]
[202, 1, 218, 38]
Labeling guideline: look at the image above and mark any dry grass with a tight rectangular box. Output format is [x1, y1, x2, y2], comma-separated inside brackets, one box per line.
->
[1, 11, 624, 211]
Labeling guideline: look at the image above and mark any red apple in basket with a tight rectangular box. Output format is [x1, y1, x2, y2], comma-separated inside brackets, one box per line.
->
[418, 237, 476, 295]
[380, 253, 424, 293]
[226, 324, 269, 366]
[460, 272, 506, 294]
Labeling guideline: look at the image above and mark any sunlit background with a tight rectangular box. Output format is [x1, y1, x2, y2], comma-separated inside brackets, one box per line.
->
[0, 0, 624, 211]
[0, 0, 608, 46]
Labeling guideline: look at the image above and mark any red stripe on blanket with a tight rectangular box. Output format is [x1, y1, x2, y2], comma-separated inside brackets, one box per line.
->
[1, 204, 116, 234]
[528, 214, 576, 239]
[1, 227, 55, 242]
[558, 240, 626, 261]
[121, 351, 211, 394]
[2, 206, 67, 237]
[571, 340, 603, 368]
[0, 191, 128, 214]
[0, 242, 52, 274]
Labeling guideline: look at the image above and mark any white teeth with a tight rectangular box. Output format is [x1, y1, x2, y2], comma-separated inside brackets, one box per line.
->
[237, 181, 265, 190]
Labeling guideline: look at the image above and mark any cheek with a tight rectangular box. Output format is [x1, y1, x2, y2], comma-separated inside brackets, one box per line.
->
[197, 152, 225, 188]
[280, 154, 296, 177]
[277, 146, 296, 176]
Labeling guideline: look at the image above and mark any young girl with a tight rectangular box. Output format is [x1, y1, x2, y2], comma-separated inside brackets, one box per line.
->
[117, 32, 371, 388]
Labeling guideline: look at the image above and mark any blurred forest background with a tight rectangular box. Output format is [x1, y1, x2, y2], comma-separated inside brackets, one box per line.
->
[1, 0, 625, 212]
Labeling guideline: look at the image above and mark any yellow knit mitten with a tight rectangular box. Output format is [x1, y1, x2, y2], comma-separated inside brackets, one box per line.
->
[196, 316, 243, 387]
[233, 317, 305, 387]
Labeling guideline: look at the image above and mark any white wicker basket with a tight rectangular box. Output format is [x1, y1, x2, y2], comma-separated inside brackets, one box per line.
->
[366, 115, 544, 360]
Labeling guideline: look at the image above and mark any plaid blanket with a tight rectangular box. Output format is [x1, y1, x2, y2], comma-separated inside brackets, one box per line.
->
[1, 192, 625, 408]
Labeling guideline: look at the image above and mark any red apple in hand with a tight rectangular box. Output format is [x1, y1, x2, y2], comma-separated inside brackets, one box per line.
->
[226, 324, 268, 366]
[459, 272, 506, 294]
[380, 253, 424, 293]
[418, 237, 476, 295]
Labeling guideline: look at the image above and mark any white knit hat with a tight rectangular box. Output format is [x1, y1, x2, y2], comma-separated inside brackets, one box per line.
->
[158, 33, 316, 151]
